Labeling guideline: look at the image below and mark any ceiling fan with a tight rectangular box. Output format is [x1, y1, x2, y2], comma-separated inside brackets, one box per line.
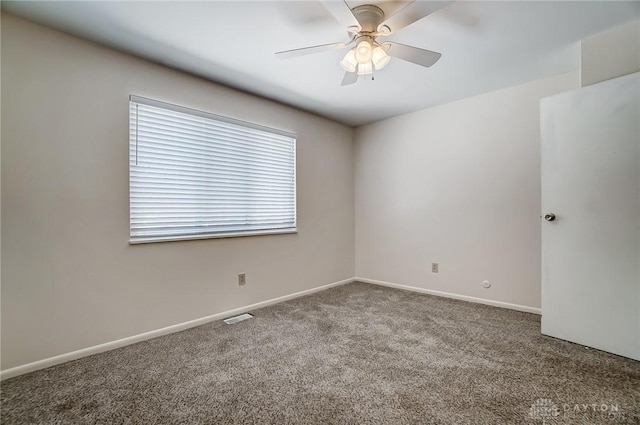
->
[275, 1, 450, 86]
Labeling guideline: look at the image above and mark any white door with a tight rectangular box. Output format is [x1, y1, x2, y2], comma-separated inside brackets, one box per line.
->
[540, 72, 640, 361]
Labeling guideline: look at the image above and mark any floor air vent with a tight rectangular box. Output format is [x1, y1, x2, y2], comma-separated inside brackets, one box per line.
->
[223, 313, 253, 325]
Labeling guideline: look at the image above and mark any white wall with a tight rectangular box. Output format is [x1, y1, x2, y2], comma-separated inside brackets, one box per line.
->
[1, 14, 354, 370]
[581, 20, 640, 87]
[354, 72, 579, 309]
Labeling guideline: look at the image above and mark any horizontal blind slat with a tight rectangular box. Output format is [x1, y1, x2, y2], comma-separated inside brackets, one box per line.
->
[134, 125, 293, 155]
[135, 138, 293, 165]
[135, 118, 293, 151]
[131, 168, 293, 185]
[135, 104, 294, 143]
[129, 177, 293, 191]
[135, 149, 293, 173]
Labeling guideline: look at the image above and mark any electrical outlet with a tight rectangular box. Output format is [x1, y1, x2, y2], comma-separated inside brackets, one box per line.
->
[238, 273, 246, 286]
[431, 263, 439, 273]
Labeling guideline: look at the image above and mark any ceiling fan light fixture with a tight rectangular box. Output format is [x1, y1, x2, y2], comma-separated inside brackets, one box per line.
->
[354, 39, 373, 64]
[371, 46, 390, 70]
[357, 61, 373, 76]
[276, 0, 446, 87]
[340, 49, 358, 72]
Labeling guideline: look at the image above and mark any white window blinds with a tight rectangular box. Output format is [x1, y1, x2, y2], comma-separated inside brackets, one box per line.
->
[129, 96, 296, 243]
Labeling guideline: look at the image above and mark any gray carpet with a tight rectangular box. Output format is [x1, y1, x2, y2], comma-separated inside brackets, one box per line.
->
[1, 282, 639, 424]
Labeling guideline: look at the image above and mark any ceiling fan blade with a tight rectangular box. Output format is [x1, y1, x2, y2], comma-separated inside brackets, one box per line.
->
[378, 1, 452, 34]
[319, 0, 361, 31]
[341, 71, 358, 86]
[384, 42, 441, 68]
[275, 41, 350, 59]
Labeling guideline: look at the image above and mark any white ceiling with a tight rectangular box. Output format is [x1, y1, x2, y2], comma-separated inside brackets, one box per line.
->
[3, 1, 639, 126]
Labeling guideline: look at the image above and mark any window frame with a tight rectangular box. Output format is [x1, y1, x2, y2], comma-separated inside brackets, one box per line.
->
[128, 95, 297, 244]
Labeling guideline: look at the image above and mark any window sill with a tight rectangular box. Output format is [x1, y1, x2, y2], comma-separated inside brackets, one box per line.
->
[129, 228, 298, 245]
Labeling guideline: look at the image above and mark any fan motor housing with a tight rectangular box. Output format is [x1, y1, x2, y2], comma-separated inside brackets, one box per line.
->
[352, 4, 385, 33]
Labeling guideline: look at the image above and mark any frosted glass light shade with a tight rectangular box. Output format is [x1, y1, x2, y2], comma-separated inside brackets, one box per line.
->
[372, 46, 390, 70]
[357, 62, 373, 75]
[355, 40, 373, 64]
[339, 50, 357, 72]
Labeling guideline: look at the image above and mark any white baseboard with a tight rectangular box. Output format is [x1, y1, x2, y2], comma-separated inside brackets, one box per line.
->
[1, 276, 539, 380]
[0, 277, 354, 381]
[356, 277, 541, 315]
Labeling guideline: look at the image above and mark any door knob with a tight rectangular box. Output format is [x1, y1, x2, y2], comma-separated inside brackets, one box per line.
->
[544, 213, 556, 222]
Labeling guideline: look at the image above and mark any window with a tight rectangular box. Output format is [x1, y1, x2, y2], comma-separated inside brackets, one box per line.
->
[129, 96, 296, 243]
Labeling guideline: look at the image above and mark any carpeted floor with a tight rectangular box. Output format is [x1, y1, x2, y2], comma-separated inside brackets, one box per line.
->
[1, 282, 639, 424]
